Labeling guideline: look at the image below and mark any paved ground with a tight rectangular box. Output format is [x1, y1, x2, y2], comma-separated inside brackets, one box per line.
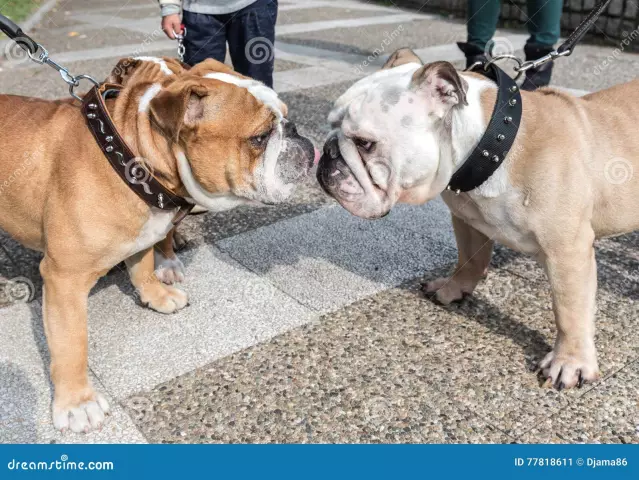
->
[0, 0, 637, 444]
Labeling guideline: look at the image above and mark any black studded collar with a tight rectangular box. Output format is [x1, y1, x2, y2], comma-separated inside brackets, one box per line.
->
[447, 63, 522, 193]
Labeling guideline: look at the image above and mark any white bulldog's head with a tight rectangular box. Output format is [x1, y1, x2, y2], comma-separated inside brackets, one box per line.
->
[317, 49, 469, 218]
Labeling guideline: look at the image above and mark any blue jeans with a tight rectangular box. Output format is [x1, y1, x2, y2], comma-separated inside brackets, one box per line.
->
[182, 0, 278, 87]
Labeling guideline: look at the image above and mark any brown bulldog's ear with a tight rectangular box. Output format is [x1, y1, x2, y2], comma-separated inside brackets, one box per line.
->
[382, 48, 423, 70]
[149, 81, 208, 140]
[410, 61, 468, 115]
[106, 57, 188, 85]
[106, 58, 142, 85]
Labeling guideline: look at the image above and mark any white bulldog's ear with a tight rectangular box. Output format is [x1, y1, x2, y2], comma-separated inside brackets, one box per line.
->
[382, 48, 423, 70]
[409, 61, 468, 115]
[149, 82, 208, 140]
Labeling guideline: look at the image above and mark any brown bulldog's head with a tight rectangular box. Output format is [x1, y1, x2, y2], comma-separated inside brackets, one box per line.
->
[107, 57, 317, 210]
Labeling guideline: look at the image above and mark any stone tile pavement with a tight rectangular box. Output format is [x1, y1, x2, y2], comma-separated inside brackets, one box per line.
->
[0, 0, 637, 443]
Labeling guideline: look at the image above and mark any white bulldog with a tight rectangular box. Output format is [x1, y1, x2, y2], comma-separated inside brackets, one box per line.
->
[317, 48, 639, 390]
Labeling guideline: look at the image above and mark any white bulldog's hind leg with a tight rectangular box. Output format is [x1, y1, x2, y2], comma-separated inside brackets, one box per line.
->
[539, 229, 601, 390]
[154, 250, 185, 284]
[153, 229, 185, 284]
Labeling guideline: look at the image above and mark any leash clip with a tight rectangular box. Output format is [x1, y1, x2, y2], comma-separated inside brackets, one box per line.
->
[515, 49, 571, 76]
[175, 25, 186, 63]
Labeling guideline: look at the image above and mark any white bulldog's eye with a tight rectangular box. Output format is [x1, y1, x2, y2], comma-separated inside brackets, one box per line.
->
[353, 137, 375, 153]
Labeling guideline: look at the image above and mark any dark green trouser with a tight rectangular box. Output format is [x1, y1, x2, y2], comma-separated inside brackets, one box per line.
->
[467, 0, 563, 49]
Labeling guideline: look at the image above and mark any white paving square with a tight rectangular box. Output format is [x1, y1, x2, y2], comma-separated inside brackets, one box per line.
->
[87, 246, 315, 399]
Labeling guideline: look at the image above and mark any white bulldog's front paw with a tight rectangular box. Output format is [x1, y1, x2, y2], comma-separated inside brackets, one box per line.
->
[422, 277, 466, 305]
[538, 344, 600, 390]
[154, 252, 185, 285]
[53, 391, 110, 433]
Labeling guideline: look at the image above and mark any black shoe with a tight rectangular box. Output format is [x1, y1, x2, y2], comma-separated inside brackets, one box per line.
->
[521, 43, 554, 91]
[457, 42, 497, 82]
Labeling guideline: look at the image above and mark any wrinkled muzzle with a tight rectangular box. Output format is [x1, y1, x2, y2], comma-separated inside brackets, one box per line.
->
[317, 134, 393, 219]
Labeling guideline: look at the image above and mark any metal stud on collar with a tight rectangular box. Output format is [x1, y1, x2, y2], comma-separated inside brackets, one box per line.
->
[497, 133, 505, 141]
[504, 116, 512, 124]
[482, 150, 490, 157]
[491, 155, 500, 163]
[509, 98, 517, 106]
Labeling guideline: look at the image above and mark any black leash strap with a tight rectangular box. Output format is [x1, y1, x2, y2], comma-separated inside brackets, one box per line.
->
[556, 0, 613, 56]
[447, 63, 522, 193]
[0, 13, 37, 54]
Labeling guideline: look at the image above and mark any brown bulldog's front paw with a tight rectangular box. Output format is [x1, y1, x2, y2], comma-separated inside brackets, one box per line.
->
[138, 283, 188, 314]
[538, 347, 601, 390]
[422, 277, 466, 305]
[53, 388, 110, 433]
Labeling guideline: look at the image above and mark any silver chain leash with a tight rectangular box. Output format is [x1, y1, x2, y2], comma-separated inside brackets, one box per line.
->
[175, 26, 186, 63]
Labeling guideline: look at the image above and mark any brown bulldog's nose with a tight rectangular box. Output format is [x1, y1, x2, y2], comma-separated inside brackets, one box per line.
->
[283, 120, 298, 137]
[324, 135, 340, 159]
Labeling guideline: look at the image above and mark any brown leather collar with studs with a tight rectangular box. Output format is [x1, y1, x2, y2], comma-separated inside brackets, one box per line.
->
[82, 83, 193, 224]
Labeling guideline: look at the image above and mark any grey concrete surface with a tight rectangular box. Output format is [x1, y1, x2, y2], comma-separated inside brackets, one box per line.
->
[0, 0, 637, 444]
[217, 200, 456, 312]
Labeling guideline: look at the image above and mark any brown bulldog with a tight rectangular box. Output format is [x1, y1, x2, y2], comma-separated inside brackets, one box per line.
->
[0, 57, 316, 432]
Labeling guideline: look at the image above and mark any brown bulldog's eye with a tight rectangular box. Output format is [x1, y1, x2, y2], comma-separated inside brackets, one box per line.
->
[250, 131, 271, 148]
[354, 137, 375, 153]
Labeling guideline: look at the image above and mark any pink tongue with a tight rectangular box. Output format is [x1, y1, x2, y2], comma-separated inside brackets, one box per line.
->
[313, 147, 321, 166]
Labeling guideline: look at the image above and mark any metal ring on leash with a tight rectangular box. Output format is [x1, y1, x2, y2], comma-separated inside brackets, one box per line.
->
[69, 74, 100, 101]
[465, 54, 525, 81]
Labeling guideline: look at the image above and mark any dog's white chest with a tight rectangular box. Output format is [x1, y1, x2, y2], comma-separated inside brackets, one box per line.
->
[443, 190, 540, 255]
[126, 208, 176, 256]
